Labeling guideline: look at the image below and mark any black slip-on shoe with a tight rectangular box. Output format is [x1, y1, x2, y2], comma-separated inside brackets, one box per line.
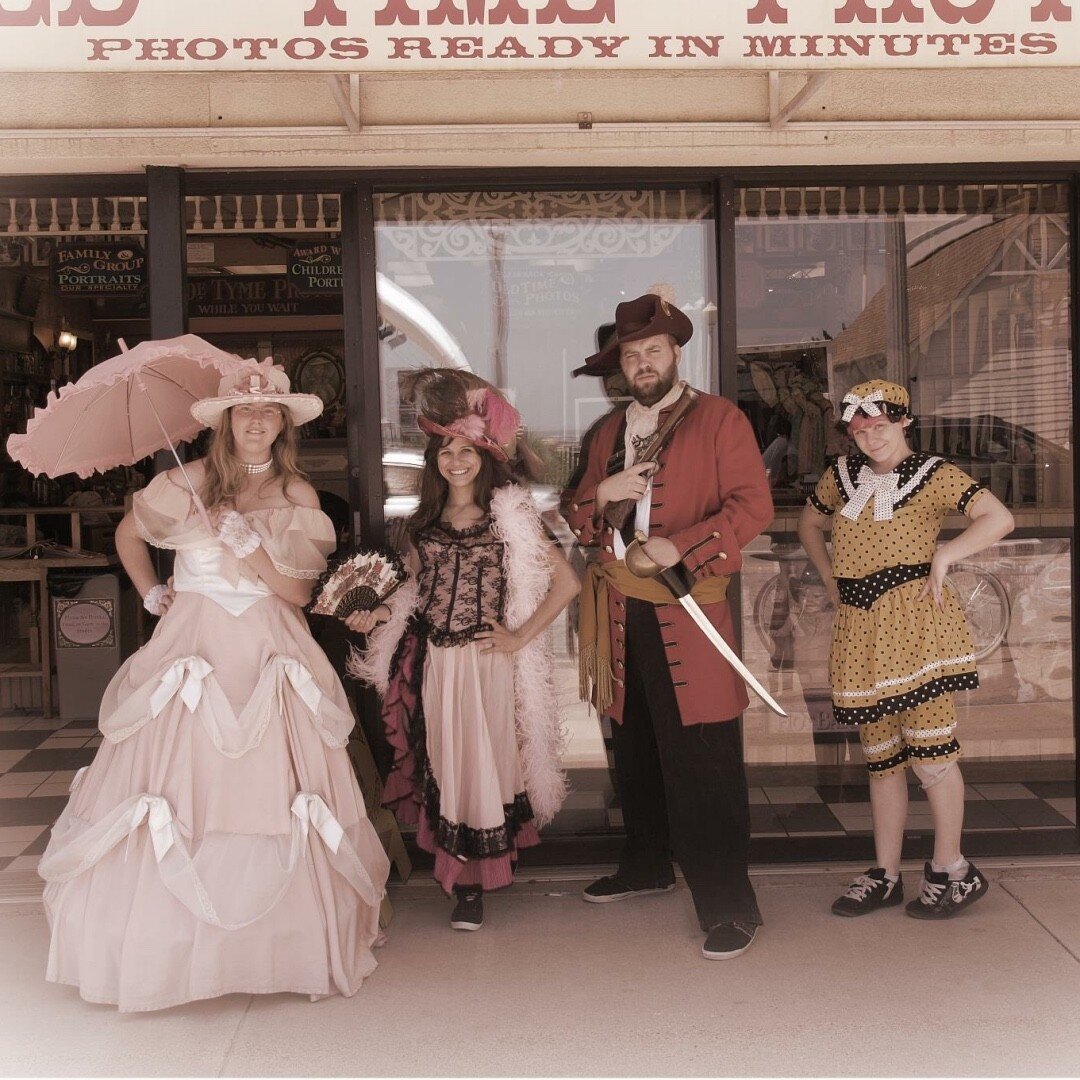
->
[450, 888, 484, 931]
[582, 874, 676, 904]
[702, 922, 757, 960]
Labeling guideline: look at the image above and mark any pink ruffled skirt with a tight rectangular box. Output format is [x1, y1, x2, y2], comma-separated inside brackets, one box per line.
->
[382, 638, 539, 894]
[38, 590, 390, 1012]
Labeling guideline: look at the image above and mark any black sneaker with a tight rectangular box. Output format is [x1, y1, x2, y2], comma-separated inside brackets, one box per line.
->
[582, 874, 676, 904]
[906, 860, 989, 920]
[450, 887, 483, 931]
[831, 868, 904, 917]
[702, 922, 757, 960]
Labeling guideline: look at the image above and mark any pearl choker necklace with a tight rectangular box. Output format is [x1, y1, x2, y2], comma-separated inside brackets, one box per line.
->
[240, 458, 274, 475]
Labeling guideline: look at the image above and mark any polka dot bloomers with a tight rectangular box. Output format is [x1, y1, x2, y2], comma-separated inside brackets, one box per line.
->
[809, 450, 989, 774]
[859, 696, 961, 776]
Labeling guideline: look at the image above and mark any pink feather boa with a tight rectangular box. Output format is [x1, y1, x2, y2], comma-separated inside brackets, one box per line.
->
[347, 483, 567, 826]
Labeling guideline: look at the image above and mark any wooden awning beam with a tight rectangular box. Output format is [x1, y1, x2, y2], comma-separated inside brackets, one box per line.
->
[327, 73, 361, 134]
[769, 71, 832, 130]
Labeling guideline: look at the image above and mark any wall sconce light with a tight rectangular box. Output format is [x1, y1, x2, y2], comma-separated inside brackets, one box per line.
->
[57, 330, 78, 351]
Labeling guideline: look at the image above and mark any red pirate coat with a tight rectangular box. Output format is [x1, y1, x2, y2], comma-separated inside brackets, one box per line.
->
[564, 390, 773, 726]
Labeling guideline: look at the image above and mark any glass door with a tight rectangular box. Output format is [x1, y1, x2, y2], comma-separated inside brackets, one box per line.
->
[374, 187, 716, 838]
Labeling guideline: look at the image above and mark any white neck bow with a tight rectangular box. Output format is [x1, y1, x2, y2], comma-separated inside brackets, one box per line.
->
[841, 465, 901, 522]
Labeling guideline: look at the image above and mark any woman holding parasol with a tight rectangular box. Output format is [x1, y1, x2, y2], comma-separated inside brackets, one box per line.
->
[34, 361, 390, 1012]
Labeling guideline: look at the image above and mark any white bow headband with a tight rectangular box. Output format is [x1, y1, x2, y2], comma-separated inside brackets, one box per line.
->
[840, 389, 895, 423]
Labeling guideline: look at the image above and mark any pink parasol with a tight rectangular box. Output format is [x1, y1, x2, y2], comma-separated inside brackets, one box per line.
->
[6, 334, 258, 530]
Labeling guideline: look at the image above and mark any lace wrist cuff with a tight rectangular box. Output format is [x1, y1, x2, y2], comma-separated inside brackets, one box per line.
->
[217, 509, 262, 559]
[142, 584, 169, 616]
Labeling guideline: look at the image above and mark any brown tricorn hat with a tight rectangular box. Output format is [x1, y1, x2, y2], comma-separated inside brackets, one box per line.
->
[573, 293, 694, 377]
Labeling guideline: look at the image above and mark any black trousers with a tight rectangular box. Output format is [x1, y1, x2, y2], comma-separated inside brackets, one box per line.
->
[611, 598, 762, 931]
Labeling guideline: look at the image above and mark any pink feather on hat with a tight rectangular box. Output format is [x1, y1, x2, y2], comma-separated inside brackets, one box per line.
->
[467, 388, 520, 446]
[452, 413, 487, 441]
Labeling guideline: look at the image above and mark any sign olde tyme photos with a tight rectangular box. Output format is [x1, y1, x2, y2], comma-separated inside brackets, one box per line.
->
[0, 1, 1074, 71]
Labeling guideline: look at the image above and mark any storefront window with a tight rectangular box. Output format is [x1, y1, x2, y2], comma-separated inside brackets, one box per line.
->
[736, 182, 1075, 843]
[375, 188, 716, 835]
[180, 192, 350, 543]
[0, 193, 150, 710]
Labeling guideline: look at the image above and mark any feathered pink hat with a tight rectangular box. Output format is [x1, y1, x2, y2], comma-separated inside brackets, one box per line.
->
[404, 368, 520, 463]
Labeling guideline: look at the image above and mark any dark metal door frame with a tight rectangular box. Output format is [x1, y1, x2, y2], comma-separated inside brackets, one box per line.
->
[20, 162, 1075, 862]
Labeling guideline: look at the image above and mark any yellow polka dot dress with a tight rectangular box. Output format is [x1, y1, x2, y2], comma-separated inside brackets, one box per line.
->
[809, 452, 987, 764]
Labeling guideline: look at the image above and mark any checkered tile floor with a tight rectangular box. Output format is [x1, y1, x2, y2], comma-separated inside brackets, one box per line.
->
[536, 767, 1077, 839]
[0, 714, 101, 871]
[0, 715, 1076, 869]
[744, 780, 1076, 838]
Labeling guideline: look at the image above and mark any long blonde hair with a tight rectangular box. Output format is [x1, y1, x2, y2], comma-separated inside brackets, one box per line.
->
[201, 405, 308, 510]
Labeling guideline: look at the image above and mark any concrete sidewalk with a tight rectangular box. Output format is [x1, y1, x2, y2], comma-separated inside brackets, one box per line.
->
[2, 861, 1079, 1078]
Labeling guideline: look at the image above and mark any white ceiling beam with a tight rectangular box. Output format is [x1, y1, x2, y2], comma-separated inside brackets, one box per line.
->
[350, 73, 361, 124]
[768, 71, 781, 130]
[326, 73, 360, 134]
[6, 117, 1080, 141]
[769, 72, 832, 130]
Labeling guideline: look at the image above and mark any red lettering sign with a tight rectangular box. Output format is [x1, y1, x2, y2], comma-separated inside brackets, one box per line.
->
[837, 0, 997, 20]
[57, 0, 140, 26]
[747, 0, 788, 22]
[1030, 0, 1071, 17]
[376, 0, 420, 26]
[489, 0, 529, 21]
[0, 0, 50, 26]
[305, 0, 347, 26]
[536, 0, 614, 24]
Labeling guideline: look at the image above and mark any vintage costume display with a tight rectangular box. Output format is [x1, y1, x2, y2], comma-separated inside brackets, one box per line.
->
[349, 371, 566, 895]
[565, 293, 774, 938]
[808, 380, 987, 776]
[36, 366, 390, 1012]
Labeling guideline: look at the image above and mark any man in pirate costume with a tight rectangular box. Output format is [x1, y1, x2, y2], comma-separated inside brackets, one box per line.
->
[799, 380, 1014, 919]
[564, 293, 774, 960]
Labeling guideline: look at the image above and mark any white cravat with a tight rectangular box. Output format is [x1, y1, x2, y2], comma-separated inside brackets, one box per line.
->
[623, 379, 687, 468]
[614, 380, 687, 559]
[841, 465, 901, 522]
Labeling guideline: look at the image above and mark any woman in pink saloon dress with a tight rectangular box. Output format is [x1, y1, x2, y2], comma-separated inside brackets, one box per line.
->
[37, 364, 390, 1012]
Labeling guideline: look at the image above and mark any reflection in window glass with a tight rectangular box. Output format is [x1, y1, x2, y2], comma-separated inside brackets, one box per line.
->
[375, 189, 716, 835]
[736, 183, 1075, 839]
[0, 194, 151, 706]
[736, 183, 1071, 512]
[1, 195, 152, 520]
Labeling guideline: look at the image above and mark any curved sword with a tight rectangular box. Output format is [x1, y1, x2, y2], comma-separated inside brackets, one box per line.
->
[626, 533, 787, 717]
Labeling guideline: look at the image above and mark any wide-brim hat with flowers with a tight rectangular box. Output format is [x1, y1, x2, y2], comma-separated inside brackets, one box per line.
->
[190, 359, 324, 428]
[838, 379, 910, 425]
[573, 292, 694, 377]
[406, 367, 520, 463]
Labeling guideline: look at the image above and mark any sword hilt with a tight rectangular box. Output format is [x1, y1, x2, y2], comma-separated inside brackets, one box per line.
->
[625, 531, 694, 598]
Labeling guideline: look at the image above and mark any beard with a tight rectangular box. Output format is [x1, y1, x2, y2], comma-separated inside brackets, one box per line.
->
[629, 368, 679, 406]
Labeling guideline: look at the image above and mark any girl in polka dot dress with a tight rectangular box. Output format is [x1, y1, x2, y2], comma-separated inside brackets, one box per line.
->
[798, 380, 1014, 920]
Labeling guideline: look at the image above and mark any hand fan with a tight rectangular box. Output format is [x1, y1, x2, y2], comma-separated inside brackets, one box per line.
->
[308, 548, 407, 619]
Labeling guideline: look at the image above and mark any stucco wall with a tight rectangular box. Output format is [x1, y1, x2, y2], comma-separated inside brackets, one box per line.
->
[1, 68, 1079, 172]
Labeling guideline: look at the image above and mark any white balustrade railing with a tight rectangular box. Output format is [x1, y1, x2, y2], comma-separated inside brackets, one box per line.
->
[2, 193, 341, 236]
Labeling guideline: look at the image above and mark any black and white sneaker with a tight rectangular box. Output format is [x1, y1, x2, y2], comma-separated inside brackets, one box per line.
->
[831, 868, 904, 917]
[702, 922, 757, 960]
[582, 874, 676, 904]
[450, 888, 483, 931]
[906, 861, 989, 920]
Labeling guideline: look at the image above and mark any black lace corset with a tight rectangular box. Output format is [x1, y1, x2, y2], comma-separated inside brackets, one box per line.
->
[415, 519, 507, 646]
